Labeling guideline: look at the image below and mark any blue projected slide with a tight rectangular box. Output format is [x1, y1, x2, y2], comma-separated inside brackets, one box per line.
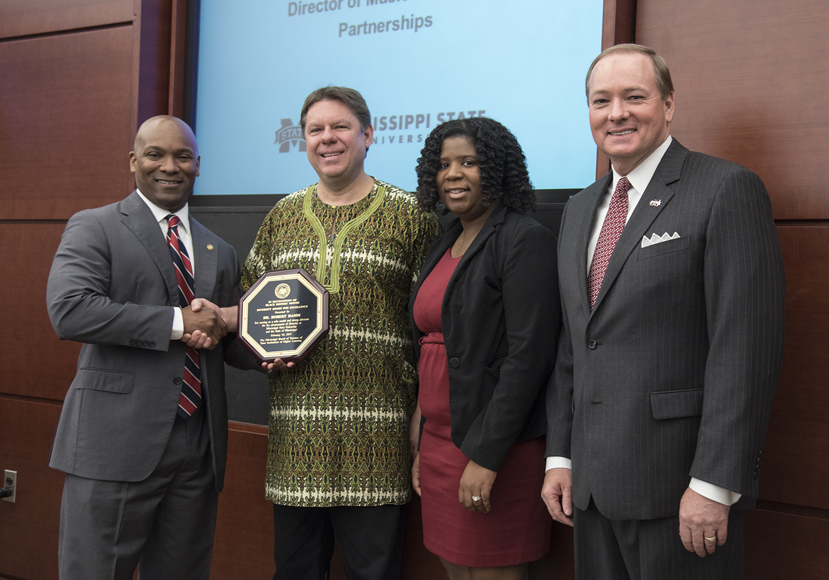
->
[194, 0, 603, 195]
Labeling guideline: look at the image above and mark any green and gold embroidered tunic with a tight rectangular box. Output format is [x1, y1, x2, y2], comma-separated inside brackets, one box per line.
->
[242, 179, 439, 507]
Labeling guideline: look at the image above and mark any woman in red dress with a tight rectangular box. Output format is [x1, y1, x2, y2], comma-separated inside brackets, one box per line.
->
[409, 117, 560, 579]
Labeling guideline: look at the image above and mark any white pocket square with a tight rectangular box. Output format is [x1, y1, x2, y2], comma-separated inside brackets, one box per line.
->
[641, 232, 680, 248]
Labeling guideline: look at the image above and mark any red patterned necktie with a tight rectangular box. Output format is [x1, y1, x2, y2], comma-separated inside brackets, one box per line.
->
[587, 177, 631, 309]
[166, 214, 202, 419]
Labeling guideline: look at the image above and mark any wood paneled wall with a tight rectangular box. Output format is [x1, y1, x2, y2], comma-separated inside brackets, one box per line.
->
[634, 1, 829, 578]
[1, 0, 827, 578]
[0, 1, 182, 578]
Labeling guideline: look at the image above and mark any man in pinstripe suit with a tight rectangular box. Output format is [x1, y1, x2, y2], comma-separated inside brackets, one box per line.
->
[542, 44, 785, 579]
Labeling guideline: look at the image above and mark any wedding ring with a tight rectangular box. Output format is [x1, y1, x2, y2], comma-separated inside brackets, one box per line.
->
[471, 496, 482, 502]
[704, 536, 716, 542]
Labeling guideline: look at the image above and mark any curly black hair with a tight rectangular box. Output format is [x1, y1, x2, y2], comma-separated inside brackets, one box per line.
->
[415, 117, 535, 214]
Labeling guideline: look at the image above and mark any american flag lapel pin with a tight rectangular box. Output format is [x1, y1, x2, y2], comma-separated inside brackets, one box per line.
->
[649, 199, 661, 207]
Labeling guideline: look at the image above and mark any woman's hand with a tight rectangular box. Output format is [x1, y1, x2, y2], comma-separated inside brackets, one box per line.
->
[412, 452, 421, 497]
[458, 459, 497, 513]
[409, 403, 422, 460]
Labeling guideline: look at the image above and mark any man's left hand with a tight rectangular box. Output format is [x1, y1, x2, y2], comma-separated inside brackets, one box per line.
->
[679, 487, 730, 557]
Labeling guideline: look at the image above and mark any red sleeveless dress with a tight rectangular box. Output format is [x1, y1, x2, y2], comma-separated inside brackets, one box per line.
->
[413, 248, 551, 567]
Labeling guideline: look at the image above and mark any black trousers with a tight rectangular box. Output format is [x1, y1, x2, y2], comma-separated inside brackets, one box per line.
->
[272, 503, 406, 580]
[574, 498, 745, 580]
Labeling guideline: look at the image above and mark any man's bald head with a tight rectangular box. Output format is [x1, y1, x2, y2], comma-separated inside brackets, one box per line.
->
[134, 116, 199, 156]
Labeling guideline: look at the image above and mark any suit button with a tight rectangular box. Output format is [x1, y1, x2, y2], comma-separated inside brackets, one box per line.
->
[148, 342, 155, 348]
[449, 357, 460, 368]
[587, 340, 598, 350]
[129, 339, 137, 346]
[173, 377, 182, 385]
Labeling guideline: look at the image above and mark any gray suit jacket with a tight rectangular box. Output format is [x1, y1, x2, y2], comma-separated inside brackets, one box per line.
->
[546, 139, 785, 520]
[46, 191, 254, 491]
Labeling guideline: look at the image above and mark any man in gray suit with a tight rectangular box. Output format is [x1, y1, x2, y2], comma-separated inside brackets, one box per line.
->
[47, 115, 253, 579]
[542, 44, 785, 579]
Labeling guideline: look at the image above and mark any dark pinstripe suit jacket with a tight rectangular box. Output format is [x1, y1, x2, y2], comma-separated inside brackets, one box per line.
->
[546, 139, 785, 520]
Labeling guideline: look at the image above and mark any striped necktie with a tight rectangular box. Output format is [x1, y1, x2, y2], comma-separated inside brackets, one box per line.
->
[166, 214, 202, 419]
[588, 177, 631, 309]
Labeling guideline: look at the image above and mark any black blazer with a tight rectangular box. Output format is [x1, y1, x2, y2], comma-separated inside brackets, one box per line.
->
[410, 205, 560, 471]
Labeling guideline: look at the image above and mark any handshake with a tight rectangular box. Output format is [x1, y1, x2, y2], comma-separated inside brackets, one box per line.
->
[180, 299, 239, 350]
[180, 299, 296, 372]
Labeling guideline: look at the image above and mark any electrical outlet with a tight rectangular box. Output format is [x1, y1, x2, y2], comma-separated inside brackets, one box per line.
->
[3, 470, 16, 503]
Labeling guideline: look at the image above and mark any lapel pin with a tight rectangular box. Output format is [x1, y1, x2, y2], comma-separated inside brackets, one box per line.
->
[649, 199, 661, 207]
[206, 244, 214, 251]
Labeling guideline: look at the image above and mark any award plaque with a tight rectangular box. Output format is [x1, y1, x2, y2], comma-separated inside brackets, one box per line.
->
[237, 269, 329, 362]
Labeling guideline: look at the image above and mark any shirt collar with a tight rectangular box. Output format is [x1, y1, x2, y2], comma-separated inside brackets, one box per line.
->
[136, 189, 191, 233]
[611, 135, 673, 194]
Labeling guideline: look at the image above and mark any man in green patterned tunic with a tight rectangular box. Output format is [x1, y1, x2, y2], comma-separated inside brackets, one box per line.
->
[236, 87, 438, 579]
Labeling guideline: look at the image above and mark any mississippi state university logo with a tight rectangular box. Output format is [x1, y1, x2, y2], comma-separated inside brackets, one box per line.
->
[274, 118, 305, 153]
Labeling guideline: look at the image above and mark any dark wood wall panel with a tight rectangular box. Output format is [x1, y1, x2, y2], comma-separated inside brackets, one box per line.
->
[636, 0, 829, 220]
[635, 0, 829, 576]
[211, 425, 274, 579]
[0, 4, 184, 579]
[0, 0, 134, 39]
[759, 225, 829, 509]
[0, 27, 136, 220]
[0, 222, 80, 400]
[601, 0, 637, 46]
[134, 0, 174, 126]
[0, 398, 63, 580]
[745, 508, 829, 579]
